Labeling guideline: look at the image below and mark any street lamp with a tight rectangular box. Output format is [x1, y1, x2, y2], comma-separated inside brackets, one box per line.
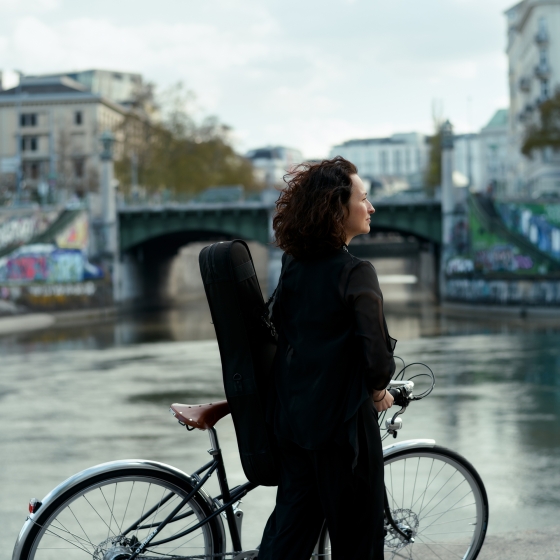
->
[100, 130, 115, 161]
[99, 129, 119, 302]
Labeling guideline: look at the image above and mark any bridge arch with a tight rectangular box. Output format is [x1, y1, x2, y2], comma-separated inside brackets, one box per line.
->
[119, 205, 271, 253]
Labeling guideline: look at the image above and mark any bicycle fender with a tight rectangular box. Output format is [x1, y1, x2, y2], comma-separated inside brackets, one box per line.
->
[12, 459, 225, 560]
[383, 438, 436, 460]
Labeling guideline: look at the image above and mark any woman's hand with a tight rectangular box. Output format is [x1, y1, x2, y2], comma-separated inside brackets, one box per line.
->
[372, 389, 394, 413]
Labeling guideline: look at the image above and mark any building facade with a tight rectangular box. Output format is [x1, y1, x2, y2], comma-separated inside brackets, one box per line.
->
[329, 133, 429, 193]
[505, 0, 560, 197]
[245, 146, 303, 189]
[451, 109, 509, 194]
[0, 75, 131, 203]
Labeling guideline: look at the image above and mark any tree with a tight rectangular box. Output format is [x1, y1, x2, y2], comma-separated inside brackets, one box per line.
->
[522, 92, 560, 157]
[114, 83, 257, 198]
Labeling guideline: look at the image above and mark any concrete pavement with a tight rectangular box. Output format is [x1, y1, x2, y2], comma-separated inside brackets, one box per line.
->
[478, 526, 560, 559]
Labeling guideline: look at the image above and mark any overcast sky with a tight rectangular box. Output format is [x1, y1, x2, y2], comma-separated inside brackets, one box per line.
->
[0, 0, 515, 158]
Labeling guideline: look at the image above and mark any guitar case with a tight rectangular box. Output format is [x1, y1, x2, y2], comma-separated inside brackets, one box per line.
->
[199, 240, 279, 486]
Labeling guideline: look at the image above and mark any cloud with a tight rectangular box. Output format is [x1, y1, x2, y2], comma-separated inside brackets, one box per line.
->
[0, 0, 60, 12]
[0, 0, 514, 157]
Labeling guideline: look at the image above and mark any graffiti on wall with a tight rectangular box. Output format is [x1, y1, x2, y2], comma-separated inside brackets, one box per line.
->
[0, 244, 103, 284]
[496, 202, 560, 261]
[0, 209, 59, 252]
[445, 203, 544, 276]
[56, 212, 89, 250]
[0, 215, 37, 251]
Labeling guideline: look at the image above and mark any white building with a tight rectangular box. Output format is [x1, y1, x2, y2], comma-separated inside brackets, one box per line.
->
[451, 109, 509, 194]
[0, 74, 136, 202]
[505, 0, 560, 197]
[329, 133, 429, 193]
[245, 146, 304, 189]
[479, 109, 509, 194]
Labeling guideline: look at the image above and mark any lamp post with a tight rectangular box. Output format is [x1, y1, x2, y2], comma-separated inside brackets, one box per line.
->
[15, 70, 24, 205]
[440, 120, 455, 302]
[99, 130, 120, 303]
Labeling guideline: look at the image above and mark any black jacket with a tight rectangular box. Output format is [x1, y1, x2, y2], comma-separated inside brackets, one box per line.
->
[270, 247, 396, 451]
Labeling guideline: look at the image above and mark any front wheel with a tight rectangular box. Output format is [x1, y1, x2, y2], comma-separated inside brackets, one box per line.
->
[16, 467, 225, 560]
[316, 445, 489, 560]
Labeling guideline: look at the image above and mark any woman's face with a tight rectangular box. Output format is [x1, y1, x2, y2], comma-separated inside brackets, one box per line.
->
[343, 174, 375, 244]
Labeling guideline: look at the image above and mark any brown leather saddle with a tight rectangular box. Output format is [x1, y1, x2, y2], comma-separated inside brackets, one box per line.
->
[170, 400, 230, 430]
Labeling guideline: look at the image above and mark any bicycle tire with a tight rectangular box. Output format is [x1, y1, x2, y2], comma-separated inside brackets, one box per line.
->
[16, 467, 225, 560]
[316, 445, 489, 560]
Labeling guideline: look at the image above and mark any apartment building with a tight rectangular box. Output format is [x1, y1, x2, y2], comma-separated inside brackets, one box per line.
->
[0, 73, 131, 200]
[505, 0, 560, 196]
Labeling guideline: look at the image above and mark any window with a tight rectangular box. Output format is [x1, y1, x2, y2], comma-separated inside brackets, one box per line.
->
[394, 150, 401, 174]
[74, 158, 85, 178]
[380, 151, 388, 174]
[75, 111, 83, 125]
[21, 136, 39, 151]
[404, 149, 411, 172]
[539, 48, 548, 66]
[30, 162, 40, 180]
[541, 80, 550, 99]
[20, 113, 37, 127]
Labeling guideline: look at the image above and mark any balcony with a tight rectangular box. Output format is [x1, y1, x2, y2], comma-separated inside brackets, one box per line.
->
[534, 62, 550, 80]
[535, 29, 549, 45]
[518, 77, 531, 93]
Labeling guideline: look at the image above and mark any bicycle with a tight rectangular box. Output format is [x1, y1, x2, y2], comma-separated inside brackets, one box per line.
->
[13, 368, 489, 560]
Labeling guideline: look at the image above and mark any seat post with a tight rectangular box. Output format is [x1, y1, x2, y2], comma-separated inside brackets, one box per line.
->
[208, 427, 242, 551]
[208, 426, 220, 453]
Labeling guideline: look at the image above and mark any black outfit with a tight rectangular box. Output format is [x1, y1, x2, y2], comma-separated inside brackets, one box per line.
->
[259, 248, 396, 560]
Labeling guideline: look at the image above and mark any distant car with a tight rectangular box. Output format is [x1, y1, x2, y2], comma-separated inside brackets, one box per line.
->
[192, 185, 244, 204]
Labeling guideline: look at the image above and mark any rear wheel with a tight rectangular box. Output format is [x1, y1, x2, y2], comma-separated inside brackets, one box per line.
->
[18, 468, 224, 560]
[316, 445, 489, 560]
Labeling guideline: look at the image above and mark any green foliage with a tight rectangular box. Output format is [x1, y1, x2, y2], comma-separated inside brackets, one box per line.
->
[114, 83, 257, 196]
[522, 92, 560, 157]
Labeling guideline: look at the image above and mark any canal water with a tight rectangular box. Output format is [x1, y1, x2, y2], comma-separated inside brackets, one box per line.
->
[1, 257, 560, 553]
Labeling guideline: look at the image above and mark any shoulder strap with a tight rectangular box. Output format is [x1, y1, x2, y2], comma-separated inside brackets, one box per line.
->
[265, 252, 291, 313]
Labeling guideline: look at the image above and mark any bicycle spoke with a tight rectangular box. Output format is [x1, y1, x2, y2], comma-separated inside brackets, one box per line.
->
[43, 527, 94, 556]
[82, 494, 119, 538]
[121, 480, 135, 530]
[45, 520, 95, 551]
[416, 533, 467, 559]
[68, 504, 93, 548]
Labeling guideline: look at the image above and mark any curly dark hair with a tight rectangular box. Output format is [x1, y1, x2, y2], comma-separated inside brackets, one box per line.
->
[273, 156, 358, 259]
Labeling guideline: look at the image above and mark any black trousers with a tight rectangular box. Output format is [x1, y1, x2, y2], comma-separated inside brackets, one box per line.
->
[259, 401, 385, 560]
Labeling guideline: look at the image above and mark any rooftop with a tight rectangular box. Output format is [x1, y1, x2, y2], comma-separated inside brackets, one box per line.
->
[0, 76, 88, 96]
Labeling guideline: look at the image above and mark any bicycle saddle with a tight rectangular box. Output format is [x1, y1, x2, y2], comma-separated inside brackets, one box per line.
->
[170, 400, 230, 430]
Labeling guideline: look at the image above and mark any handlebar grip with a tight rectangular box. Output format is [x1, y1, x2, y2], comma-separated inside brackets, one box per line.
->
[387, 387, 409, 407]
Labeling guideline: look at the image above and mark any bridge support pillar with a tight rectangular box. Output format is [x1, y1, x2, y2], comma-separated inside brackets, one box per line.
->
[440, 120, 469, 301]
[100, 130, 121, 304]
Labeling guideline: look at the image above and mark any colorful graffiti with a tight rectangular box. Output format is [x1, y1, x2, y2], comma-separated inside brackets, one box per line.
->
[0, 215, 37, 251]
[0, 209, 59, 252]
[0, 244, 103, 284]
[496, 202, 560, 261]
[445, 199, 546, 276]
[56, 212, 89, 250]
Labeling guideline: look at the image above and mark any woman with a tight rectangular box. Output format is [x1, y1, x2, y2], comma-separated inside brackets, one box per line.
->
[259, 156, 396, 560]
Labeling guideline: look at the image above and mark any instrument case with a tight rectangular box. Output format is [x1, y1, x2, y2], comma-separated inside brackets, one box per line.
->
[199, 240, 279, 486]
